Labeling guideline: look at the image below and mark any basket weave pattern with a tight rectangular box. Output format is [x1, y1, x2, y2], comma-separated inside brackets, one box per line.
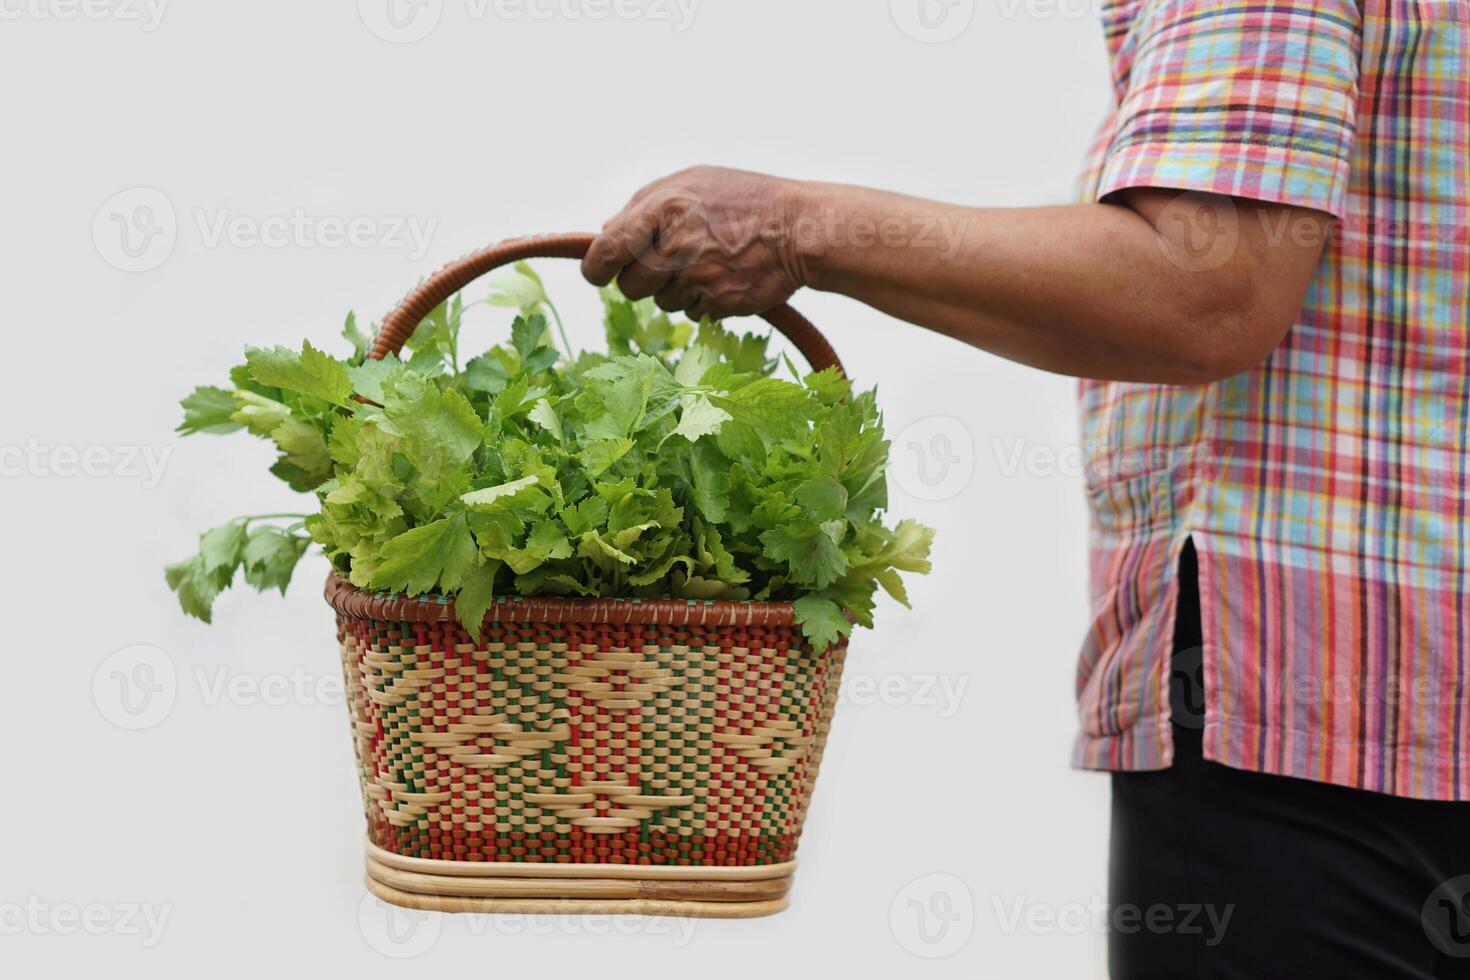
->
[332, 579, 846, 869]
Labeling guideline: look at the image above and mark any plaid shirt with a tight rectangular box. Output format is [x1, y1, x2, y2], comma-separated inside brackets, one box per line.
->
[1074, 0, 1470, 799]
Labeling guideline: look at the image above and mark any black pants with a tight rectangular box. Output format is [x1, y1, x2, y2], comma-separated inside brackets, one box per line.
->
[1109, 541, 1470, 979]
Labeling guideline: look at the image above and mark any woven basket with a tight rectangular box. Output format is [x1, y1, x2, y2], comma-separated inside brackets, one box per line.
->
[333, 234, 849, 918]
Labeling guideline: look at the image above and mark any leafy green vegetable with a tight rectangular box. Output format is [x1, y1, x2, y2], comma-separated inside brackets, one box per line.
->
[166, 277, 934, 650]
[166, 516, 312, 623]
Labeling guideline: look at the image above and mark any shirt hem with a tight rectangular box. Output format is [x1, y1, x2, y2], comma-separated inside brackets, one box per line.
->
[1072, 719, 1470, 802]
[1095, 138, 1349, 219]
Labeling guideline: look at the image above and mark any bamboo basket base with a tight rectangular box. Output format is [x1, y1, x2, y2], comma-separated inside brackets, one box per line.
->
[363, 842, 795, 919]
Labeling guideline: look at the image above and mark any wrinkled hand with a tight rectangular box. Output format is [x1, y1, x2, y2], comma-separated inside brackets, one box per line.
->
[581, 166, 807, 321]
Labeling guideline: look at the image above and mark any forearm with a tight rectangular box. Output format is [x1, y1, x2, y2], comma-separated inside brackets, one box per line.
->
[786, 182, 1256, 384]
[583, 166, 1323, 380]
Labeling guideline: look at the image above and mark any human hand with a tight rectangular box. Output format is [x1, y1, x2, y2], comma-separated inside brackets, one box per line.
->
[581, 165, 809, 321]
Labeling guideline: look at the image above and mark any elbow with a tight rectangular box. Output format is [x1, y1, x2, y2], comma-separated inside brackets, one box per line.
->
[1164, 312, 1283, 383]
[1155, 278, 1291, 385]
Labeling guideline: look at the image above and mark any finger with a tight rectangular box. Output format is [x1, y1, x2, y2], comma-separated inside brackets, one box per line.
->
[626, 179, 662, 207]
[686, 294, 720, 323]
[616, 258, 675, 301]
[582, 203, 660, 286]
[690, 289, 763, 324]
[653, 276, 701, 314]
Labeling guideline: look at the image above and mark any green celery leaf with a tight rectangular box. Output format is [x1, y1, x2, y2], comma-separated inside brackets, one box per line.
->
[792, 594, 852, 652]
[348, 355, 405, 403]
[178, 386, 242, 435]
[462, 476, 541, 511]
[490, 263, 551, 312]
[453, 561, 500, 639]
[527, 398, 563, 442]
[200, 523, 248, 576]
[371, 514, 479, 596]
[242, 526, 310, 594]
[579, 438, 635, 478]
[759, 520, 849, 589]
[342, 312, 372, 359]
[245, 341, 353, 406]
[672, 392, 731, 443]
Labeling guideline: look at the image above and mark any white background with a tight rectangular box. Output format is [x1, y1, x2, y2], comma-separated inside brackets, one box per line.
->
[1, 1, 1114, 976]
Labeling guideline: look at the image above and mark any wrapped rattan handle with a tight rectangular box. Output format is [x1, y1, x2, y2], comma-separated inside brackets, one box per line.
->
[369, 232, 843, 374]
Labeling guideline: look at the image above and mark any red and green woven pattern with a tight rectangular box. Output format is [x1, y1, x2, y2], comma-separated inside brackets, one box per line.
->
[336, 606, 844, 867]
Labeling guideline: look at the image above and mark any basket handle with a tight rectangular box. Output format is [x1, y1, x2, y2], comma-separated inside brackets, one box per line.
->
[368, 232, 843, 374]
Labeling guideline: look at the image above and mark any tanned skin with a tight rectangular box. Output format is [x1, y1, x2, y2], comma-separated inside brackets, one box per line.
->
[581, 166, 1332, 384]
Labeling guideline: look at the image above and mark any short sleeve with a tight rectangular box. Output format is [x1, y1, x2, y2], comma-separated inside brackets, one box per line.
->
[1098, 0, 1361, 217]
